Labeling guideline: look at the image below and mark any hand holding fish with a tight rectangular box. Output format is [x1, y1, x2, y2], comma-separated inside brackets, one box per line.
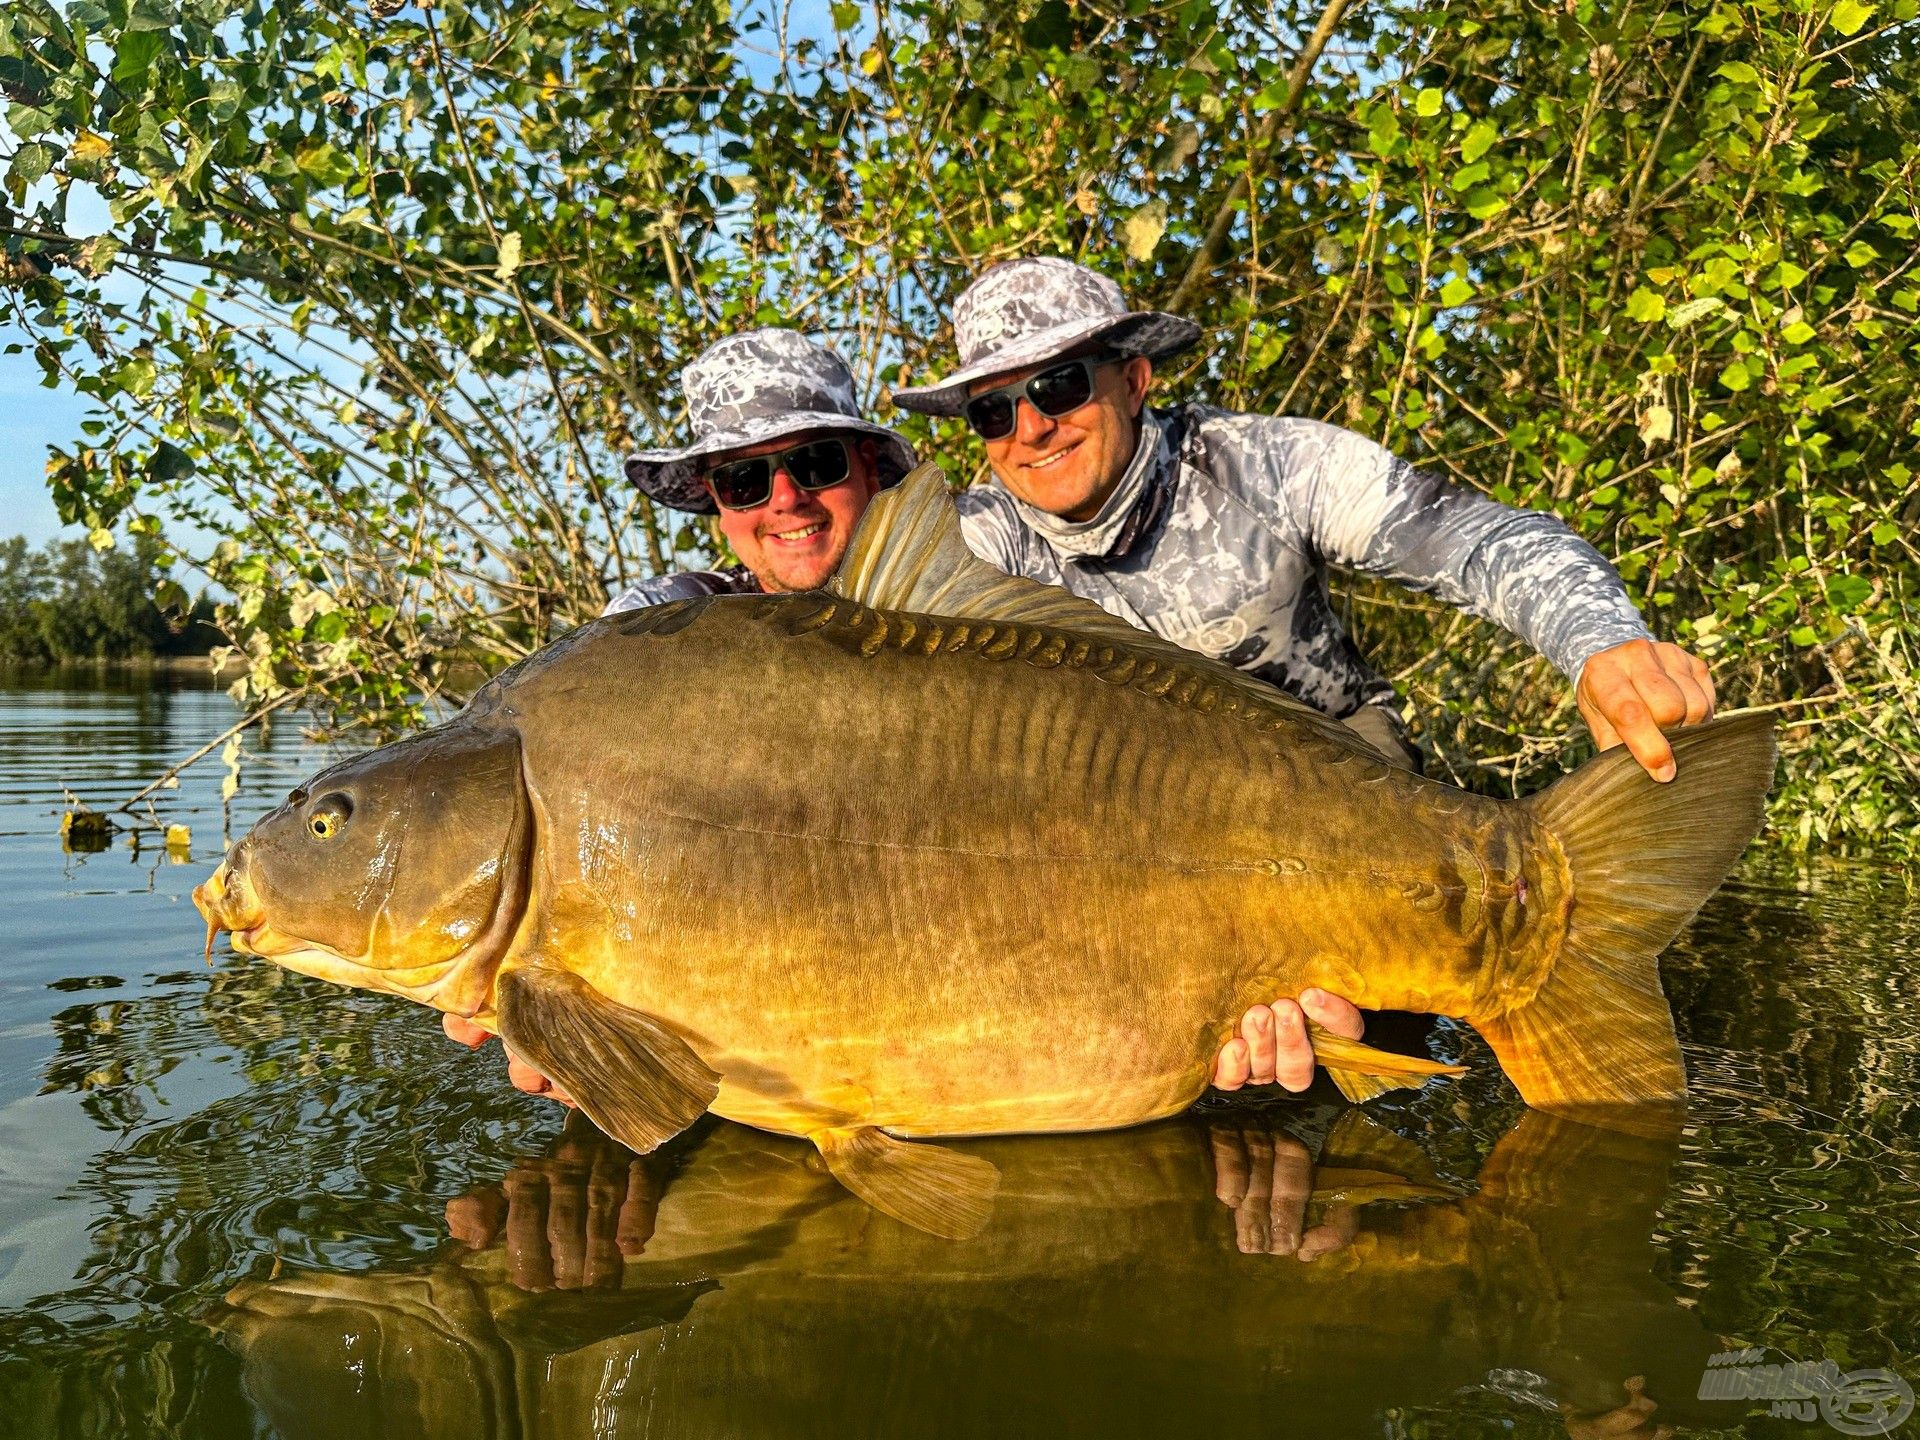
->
[1210, 991, 1366, 1092]
[1576, 639, 1716, 783]
[449, 995, 1364, 1105]
[1206, 1120, 1360, 1259]
[442, 1012, 577, 1108]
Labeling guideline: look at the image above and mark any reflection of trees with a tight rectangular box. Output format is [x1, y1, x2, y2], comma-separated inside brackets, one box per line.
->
[1659, 859, 1920, 1365]
[0, 958, 559, 1439]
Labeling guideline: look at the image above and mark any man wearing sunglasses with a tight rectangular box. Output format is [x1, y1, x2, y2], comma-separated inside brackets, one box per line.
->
[600, 328, 918, 609]
[892, 256, 1716, 1092]
[447, 326, 1350, 1108]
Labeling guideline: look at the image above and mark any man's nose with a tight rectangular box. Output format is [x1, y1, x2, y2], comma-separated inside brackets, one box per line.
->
[766, 467, 811, 510]
[1012, 394, 1058, 447]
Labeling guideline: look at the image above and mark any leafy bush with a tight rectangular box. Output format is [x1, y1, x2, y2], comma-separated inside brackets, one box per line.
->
[1, 0, 1915, 850]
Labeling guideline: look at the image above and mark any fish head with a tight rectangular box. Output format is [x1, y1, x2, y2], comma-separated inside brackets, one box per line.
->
[193, 724, 531, 1015]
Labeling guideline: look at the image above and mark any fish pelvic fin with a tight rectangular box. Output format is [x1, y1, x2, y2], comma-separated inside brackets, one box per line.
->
[1308, 1022, 1467, 1102]
[496, 967, 719, 1153]
[811, 1126, 999, 1240]
[1485, 712, 1777, 1111]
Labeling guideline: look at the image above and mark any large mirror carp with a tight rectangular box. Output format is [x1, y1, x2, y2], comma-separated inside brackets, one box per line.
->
[195, 467, 1776, 1237]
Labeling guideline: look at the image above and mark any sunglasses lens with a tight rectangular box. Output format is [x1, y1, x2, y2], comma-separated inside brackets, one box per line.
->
[786, 439, 850, 490]
[964, 392, 1016, 440]
[1027, 360, 1095, 417]
[707, 456, 772, 510]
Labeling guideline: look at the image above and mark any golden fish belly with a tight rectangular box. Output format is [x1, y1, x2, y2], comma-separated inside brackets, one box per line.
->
[505, 596, 1551, 1139]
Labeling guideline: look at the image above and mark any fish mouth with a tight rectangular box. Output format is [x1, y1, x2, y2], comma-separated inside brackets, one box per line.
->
[192, 861, 334, 965]
[194, 861, 264, 960]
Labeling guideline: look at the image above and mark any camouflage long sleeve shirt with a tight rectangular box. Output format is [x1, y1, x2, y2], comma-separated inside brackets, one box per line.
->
[953, 404, 1652, 720]
[604, 562, 759, 614]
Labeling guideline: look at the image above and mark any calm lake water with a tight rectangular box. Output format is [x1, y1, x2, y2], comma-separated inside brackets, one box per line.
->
[0, 670, 1915, 1439]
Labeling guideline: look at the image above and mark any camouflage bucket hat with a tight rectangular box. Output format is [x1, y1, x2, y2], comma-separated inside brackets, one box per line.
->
[889, 256, 1202, 418]
[624, 328, 917, 514]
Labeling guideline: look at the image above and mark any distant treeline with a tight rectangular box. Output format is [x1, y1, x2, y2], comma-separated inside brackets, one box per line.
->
[0, 533, 219, 663]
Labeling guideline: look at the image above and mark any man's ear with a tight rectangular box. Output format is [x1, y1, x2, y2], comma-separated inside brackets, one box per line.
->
[1123, 355, 1154, 415]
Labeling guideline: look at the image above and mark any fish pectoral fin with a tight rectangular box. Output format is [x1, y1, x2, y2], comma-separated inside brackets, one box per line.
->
[1308, 1022, 1466, 1104]
[496, 967, 719, 1154]
[811, 1126, 999, 1241]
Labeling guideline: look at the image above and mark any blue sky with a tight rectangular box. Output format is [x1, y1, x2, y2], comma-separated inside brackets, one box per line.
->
[0, 347, 89, 545]
[0, 0, 841, 552]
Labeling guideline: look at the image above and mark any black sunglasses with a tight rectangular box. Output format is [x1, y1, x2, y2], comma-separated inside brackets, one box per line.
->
[704, 437, 852, 511]
[962, 355, 1113, 440]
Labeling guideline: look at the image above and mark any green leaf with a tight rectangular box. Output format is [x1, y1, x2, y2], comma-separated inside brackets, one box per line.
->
[127, 0, 177, 32]
[114, 357, 158, 398]
[5, 103, 56, 139]
[1844, 240, 1877, 268]
[1872, 520, 1898, 546]
[1717, 358, 1752, 393]
[8, 142, 53, 186]
[294, 140, 355, 188]
[1789, 626, 1819, 647]
[1464, 187, 1505, 220]
[148, 441, 195, 482]
[1367, 106, 1401, 155]
[1460, 119, 1497, 164]
[1625, 287, 1667, 323]
[1768, 260, 1809, 289]
[1414, 88, 1443, 118]
[1781, 319, 1816, 344]
[111, 29, 165, 85]
[1438, 276, 1473, 307]
[1715, 61, 1760, 85]
[1826, 575, 1872, 612]
[309, 611, 348, 644]
[1667, 296, 1725, 330]
[1829, 0, 1874, 34]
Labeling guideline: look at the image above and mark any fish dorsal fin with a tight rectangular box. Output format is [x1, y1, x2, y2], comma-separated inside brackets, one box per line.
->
[832, 465, 1387, 758]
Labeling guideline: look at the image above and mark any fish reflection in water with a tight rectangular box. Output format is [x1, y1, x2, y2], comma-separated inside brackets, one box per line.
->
[213, 1110, 1740, 1439]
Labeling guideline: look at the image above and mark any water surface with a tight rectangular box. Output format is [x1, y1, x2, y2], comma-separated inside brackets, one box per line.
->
[0, 672, 1914, 1437]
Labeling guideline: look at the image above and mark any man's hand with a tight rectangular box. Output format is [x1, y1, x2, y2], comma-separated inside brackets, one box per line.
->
[1206, 1120, 1359, 1258]
[453, 987, 1364, 1108]
[444, 1124, 665, 1291]
[441, 1012, 577, 1108]
[1576, 638, 1716, 783]
[1210, 990, 1365, 1092]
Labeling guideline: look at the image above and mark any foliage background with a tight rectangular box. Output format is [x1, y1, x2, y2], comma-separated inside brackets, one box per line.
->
[0, 531, 217, 660]
[1, 0, 1916, 854]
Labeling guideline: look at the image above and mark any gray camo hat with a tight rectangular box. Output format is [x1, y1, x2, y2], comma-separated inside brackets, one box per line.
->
[889, 256, 1202, 418]
[624, 328, 917, 514]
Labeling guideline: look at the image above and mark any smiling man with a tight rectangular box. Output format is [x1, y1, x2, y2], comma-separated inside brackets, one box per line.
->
[891, 257, 1716, 1090]
[445, 326, 1363, 1105]
[602, 328, 917, 607]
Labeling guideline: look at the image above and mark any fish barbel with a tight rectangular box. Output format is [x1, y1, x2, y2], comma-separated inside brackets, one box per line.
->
[194, 467, 1775, 1236]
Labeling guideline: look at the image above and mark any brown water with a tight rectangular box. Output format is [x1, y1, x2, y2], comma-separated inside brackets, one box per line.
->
[0, 671, 1914, 1438]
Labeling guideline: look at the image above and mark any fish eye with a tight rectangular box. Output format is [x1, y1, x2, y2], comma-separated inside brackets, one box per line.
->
[307, 794, 352, 841]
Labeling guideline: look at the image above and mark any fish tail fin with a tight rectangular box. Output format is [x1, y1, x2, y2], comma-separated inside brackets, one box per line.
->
[1308, 1024, 1466, 1102]
[1482, 713, 1776, 1110]
[813, 1126, 999, 1240]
